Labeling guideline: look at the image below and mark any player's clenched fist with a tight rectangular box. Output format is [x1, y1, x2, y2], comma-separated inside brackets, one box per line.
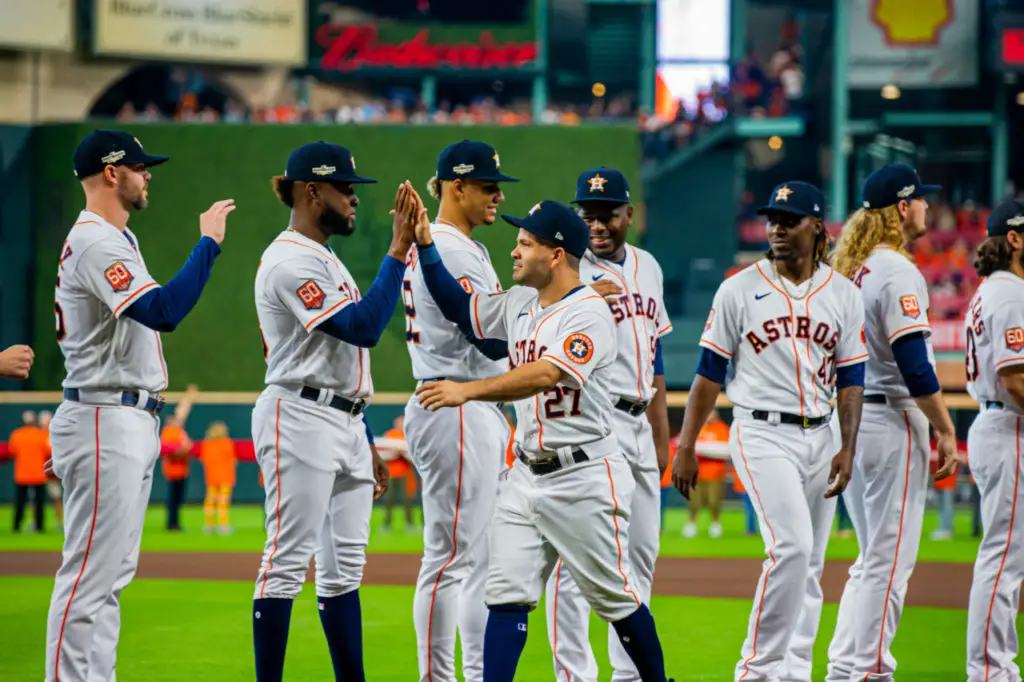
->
[0, 344, 34, 380]
[415, 379, 471, 411]
[199, 199, 236, 245]
[671, 443, 699, 500]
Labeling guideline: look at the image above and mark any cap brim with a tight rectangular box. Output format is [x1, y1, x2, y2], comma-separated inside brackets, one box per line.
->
[139, 154, 170, 168]
[756, 205, 812, 217]
[478, 173, 519, 182]
[571, 196, 629, 204]
[915, 183, 942, 196]
[347, 175, 377, 184]
[500, 213, 527, 228]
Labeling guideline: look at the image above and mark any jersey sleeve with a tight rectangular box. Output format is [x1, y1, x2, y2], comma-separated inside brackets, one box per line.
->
[540, 308, 616, 390]
[467, 286, 532, 340]
[698, 283, 741, 359]
[879, 270, 932, 344]
[990, 300, 1024, 372]
[836, 285, 869, 368]
[434, 238, 498, 295]
[77, 238, 160, 319]
[266, 256, 353, 332]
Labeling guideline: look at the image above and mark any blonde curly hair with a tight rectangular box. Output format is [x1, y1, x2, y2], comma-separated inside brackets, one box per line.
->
[831, 205, 911, 278]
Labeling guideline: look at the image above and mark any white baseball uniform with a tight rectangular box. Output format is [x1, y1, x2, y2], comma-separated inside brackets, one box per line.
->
[402, 223, 510, 682]
[700, 258, 867, 682]
[826, 246, 934, 682]
[46, 211, 168, 682]
[964, 271, 1024, 682]
[465, 284, 642, 627]
[252, 229, 375, 603]
[545, 245, 671, 682]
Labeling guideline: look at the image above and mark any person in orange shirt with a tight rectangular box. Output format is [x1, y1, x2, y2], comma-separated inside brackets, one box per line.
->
[9, 411, 49, 532]
[37, 411, 63, 530]
[378, 415, 418, 532]
[201, 421, 237, 534]
[683, 409, 730, 538]
[161, 385, 198, 531]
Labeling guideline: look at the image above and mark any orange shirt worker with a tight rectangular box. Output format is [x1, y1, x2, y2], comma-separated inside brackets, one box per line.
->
[201, 421, 236, 534]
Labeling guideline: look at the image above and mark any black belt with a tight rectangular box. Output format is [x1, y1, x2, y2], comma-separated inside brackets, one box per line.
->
[986, 401, 1006, 410]
[615, 397, 649, 417]
[750, 410, 830, 429]
[864, 394, 888, 404]
[300, 386, 366, 416]
[63, 388, 165, 415]
[517, 448, 588, 475]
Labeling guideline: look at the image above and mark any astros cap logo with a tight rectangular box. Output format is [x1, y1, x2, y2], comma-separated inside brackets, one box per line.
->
[588, 174, 607, 193]
[774, 185, 793, 202]
[493, 151, 501, 168]
[529, 203, 542, 216]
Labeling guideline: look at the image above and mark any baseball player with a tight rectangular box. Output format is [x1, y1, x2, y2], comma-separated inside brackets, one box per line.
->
[251, 142, 408, 682]
[964, 197, 1024, 682]
[410, 192, 673, 682]
[544, 167, 672, 682]
[674, 181, 868, 682]
[0, 344, 33, 379]
[402, 140, 517, 682]
[45, 129, 233, 682]
[826, 164, 958, 681]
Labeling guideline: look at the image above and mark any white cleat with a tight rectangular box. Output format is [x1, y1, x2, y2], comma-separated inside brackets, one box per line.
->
[682, 522, 698, 539]
[709, 521, 723, 539]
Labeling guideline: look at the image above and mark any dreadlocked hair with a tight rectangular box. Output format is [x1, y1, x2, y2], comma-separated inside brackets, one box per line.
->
[974, 236, 1017, 277]
[831, 205, 910, 278]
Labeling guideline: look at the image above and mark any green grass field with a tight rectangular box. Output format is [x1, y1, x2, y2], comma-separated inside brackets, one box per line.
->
[0, 503, 985, 563]
[0, 504, 996, 679]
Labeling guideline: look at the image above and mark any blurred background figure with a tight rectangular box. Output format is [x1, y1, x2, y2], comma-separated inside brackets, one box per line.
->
[8, 411, 48, 532]
[160, 385, 198, 531]
[833, 497, 854, 540]
[201, 421, 237, 535]
[684, 409, 730, 538]
[378, 415, 418, 533]
[930, 451, 959, 541]
[38, 411, 62, 531]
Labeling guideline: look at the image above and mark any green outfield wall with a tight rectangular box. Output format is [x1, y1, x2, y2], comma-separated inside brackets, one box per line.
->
[29, 123, 640, 392]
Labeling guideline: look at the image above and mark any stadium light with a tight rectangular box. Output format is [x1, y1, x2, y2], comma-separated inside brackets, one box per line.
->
[768, 136, 783, 150]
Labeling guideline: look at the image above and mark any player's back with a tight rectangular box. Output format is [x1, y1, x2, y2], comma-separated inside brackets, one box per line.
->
[55, 211, 167, 392]
[854, 247, 935, 398]
[966, 272, 1024, 412]
[255, 230, 373, 399]
[404, 224, 506, 381]
[579, 245, 671, 404]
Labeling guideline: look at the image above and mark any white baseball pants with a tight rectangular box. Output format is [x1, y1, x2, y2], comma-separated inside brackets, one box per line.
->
[405, 398, 509, 682]
[45, 401, 159, 682]
[967, 407, 1024, 682]
[826, 401, 930, 682]
[544, 408, 661, 682]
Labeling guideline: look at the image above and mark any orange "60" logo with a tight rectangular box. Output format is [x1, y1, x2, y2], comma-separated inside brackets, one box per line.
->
[296, 280, 326, 310]
[1006, 327, 1024, 353]
[104, 262, 134, 292]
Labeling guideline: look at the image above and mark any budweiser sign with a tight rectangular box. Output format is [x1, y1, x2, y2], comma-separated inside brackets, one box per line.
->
[316, 25, 537, 71]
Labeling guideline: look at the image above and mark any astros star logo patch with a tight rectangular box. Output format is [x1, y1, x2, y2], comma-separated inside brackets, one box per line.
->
[774, 185, 793, 202]
[564, 333, 594, 364]
[588, 174, 607, 193]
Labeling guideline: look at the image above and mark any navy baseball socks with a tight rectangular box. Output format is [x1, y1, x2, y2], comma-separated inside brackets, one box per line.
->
[318, 590, 366, 682]
[612, 604, 669, 682]
[253, 598, 293, 682]
[482, 604, 531, 682]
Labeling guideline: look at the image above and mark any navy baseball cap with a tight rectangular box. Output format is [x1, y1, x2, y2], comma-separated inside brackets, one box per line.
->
[502, 200, 589, 258]
[861, 163, 941, 209]
[756, 181, 826, 219]
[72, 129, 169, 179]
[986, 198, 1024, 237]
[571, 167, 631, 205]
[436, 140, 518, 183]
[284, 142, 376, 184]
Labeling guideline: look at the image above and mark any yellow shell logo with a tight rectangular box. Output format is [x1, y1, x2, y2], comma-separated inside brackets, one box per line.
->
[871, 0, 953, 46]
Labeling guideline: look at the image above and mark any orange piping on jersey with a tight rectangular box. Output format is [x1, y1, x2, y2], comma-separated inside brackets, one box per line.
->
[426, 406, 466, 680]
[994, 357, 1024, 369]
[755, 263, 806, 417]
[72, 220, 101, 228]
[112, 281, 158, 317]
[53, 407, 102, 682]
[472, 294, 485, 339]
[886, 323, 930, 342]
[630, 247, 650, 398]
[273, 237, 336, 259]
[259, 399, 283, 598]
[803, 270, 834, 417]
[836, 353, 869, 367]
[588, 253, 646, 400]
[544, 355, 586, 387]
[870, 412, 912, 679]
[431, 225, 477, 248]
[982, 417, 1020, 681]
[551, 559, 572, 682]
[736, 422, 778, 680]
[604, 459, 641, 606]
[658, 322, 674, 335]
[531, 293, 603, 450]
[153, 331, 168, 390]
[700, 339, 734, 358]
[356, 347, 365, 398]
[302, 297, 352, 331]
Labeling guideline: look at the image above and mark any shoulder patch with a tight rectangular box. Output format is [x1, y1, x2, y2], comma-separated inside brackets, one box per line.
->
[705, 307, 716, 331]
[104, 262, 135, 292]
[1006, 327, 1024, 353]
[457, 276, 474, 294]
[564, 333, 595, 364]
[899, 294, 921, 319]
[296, 280, 327, 310]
